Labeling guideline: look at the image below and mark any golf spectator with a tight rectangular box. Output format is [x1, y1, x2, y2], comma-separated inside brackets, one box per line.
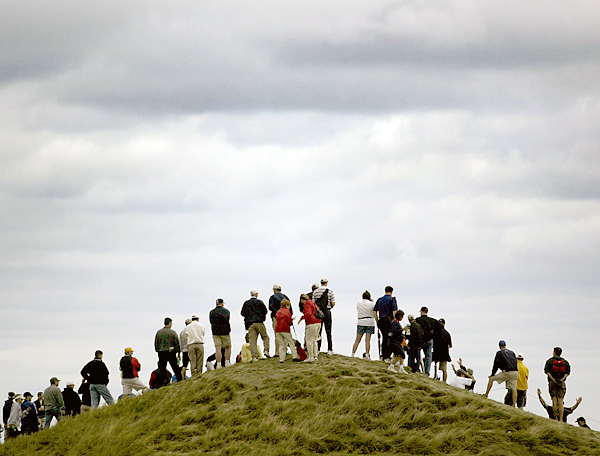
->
[452, 358, 476, 391]
[3, 392, 15, 431]
[34, 392, 45, 428]
[388, 310, 407, 374]
[180, 318, 192, 379]
[537, 389, 581, 422]
[20, 392, 38, 434]
[405, 314, 423, 373]
[62, 381, 82, 416]
[155, 317, 183, 382]
[275, 299, 300, 363]
[312, 278, 336, 354]
[6, 394, 23, 438]
[186, 314, 206, 376]
[120, 347, 148, 396]
[269, 284, 291, 355]
[81, 350, 114, 409]
[299, 294, 321, 362]
[449, 369, 474, 390]
[241, 289, 271, 361]
[432, 318, 452, 383]
[544, 346, 571, 422]
[505, 353, 529, 409]
[240, 333, 263, 362]
[576, 417, 590, 429]
[78, 380, 92, 413]
[149, 363, 172, 390]
[209, 298, 232, 367]
[351, 291, 377, 360]
[374, 286, 397, 361]
[416, 307, 440, 377]
[484, 340, 518, 407]
[43, 377, 64, 429]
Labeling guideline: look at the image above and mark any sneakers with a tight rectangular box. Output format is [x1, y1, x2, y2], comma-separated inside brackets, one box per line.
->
[264, 353, 271, 358]
[293, 358, 301, 362]
[252, 357, 259, 362]
[327, 350, 335, 355]
[216, 364, 222, 369]
[363, 353, 371, 360]
[387, 364, 398, 373]
[396, 365, 407, 374]
[304, 357, 317, 362]
[224, 361, 231, 367]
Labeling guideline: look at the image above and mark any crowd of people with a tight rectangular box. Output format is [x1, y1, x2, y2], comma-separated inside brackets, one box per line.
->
[1, 279, 592, 440]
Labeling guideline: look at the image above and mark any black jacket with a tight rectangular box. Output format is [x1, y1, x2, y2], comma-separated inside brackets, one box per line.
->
[241, 298, 268, 329]
[209, 306, 231, 336]
[415, 315, 440, 342]
[81, 358, 110, 385]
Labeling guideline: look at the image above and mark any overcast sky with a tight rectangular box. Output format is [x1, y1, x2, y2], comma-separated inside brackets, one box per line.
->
[1, 0, 599, 427]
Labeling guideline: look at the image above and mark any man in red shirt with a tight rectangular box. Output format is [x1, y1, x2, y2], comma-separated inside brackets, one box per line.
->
[120, 347, 147, 396]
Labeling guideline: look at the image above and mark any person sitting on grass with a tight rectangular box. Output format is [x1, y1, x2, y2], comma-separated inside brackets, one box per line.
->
[388, 310, 407, 374]
[149, 363, 171, 390]
[576, 417, 590, 429]
[537, 388, 582, 423]
[241, 333, 263, 362]
[449, 369, 474, 390]
[452, 358, 476, 391]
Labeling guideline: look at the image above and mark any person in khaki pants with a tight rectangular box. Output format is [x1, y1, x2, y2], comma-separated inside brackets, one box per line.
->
[241, 289, 271, 361]
[275, 299, 300, 363]
[185, 315, 206, 376]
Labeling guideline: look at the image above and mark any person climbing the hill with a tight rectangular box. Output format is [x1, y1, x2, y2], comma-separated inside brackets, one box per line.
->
[241, 289, 271, 361]
[432, 318, 452, 382]
[312, 278, 336, 354]
[544, 347, 571, 422]
[374, 286, 397, 362]
[484, 340, 518, 406]
[388, 310, 407, 374]
[537, 388, 581, 422]
[299, 294, 321, 362]
[275, 299, 300, 363]
[119, 347, 147, 396]
[352, 291, 377, 360]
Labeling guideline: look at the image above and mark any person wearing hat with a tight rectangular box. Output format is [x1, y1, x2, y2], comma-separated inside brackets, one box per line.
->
[505, 353, 529, 409]
[432, 318, 452, 382]
[62, 381, 82, 416]
[120, 347, 148, 396]
[449, 368, 474, 389]
[269, 284, 291, 356]
[241, 289, 271, 361]
[484, 340, 518, 407]
[180, 318, 192, 379]
[185, 314, 206, 376]
[312, 278, 336, 354]
[43, 377, 64, 429]
[576, 417, 590, 429]
[374, 287, 397, 362]
[6, 394, 23, 437]
[20, 392, 39, 434]
[209, 298, 232, 368]
[3, 392, 15, 431]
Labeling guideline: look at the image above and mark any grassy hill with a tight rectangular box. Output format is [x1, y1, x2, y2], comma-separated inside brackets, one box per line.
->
[2, 355, 599, 456]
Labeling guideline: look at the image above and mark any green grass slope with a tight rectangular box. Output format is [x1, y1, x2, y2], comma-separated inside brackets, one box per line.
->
[2, 355, 599, 456]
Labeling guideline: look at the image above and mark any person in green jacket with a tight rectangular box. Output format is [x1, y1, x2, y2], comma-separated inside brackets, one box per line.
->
[43, 377, 65, 429]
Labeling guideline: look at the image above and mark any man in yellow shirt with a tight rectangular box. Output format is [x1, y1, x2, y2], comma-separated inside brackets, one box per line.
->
[504, 353, 529, 408]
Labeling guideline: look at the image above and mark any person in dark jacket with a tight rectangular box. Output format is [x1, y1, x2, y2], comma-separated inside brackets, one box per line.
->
[415, 307, 441, 377]
[78, 380, 92, 413]
[3, 392, 15, 430]
[62, 382, 82, 416]
[388, 310, 407, 374]
[406, 314, 423, 373]
[149, 363, 172, 390]
[269, 285, 291, 355]
[209, 298, 232, 367]
[241, 289, 270, 361]
[432, 318, 452, 383]
[20, 392, 39, 434]
[154, 317, 182, 382]
[80, 350, 114, 409]
[484, 340, 518, 406]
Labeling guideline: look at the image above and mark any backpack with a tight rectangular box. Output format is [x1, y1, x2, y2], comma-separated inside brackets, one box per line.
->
[314, 288, 329, 312]
[551, 358, 566, 377]
[315, 305, 325, 320]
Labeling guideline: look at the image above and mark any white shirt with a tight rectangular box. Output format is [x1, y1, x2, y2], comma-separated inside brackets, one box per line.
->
[449, 376, 473, 389]
[185, 320, 206, 345]
[356, 299, 376, 326]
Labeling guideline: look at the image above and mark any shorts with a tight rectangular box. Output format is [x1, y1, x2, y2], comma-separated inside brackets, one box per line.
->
[121, 377, 147, 394]
[504, 389, 527, 407]
[490, 370, 518, 391]
[213, 335, 232, 349]
[390, 343, 404, 358]
[182, 352, 189, 367]
[357, 325, 375, 335]
[549, 381, 566, 399]
[438, 361, 447, 372]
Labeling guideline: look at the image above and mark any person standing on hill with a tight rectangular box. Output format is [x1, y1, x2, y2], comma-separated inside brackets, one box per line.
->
[6, 394, 23, 438]
[505, 353, 529, 409]
[432, 318, 452, 382]
[78, 380, 92, 413]
[388, 310, 407, 374]
[415, 307, 440, 377]
[3, 392, 15, 432]
[405, 314, 423, 372]
[352, 291, 377, 360]
[179, 318, 192, 379]
[120, 347, 147, 396]
[544, 347, 571, 421]
[155, 317, 183, 382]
[81, 350, 114, 409]
[269, 284, 290, 355]
[210, 298, 232, 368]
[186, 314, 206, 376]
[374, 286, 397, 361]
[34, 392, 45, 428]
[299, 294, 321, 362]
[312, 278, 336, 354]
[43, 377, 64, 429]
[62, 381, 82, 416]
[484, 340, 518, 406]
[241, 289, 271, 361]
[20, 392, 39, 434]
[275, 299, 300, 363]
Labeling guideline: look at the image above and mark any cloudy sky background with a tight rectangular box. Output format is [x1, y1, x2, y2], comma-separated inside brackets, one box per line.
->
[1, 0, 599, 425]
